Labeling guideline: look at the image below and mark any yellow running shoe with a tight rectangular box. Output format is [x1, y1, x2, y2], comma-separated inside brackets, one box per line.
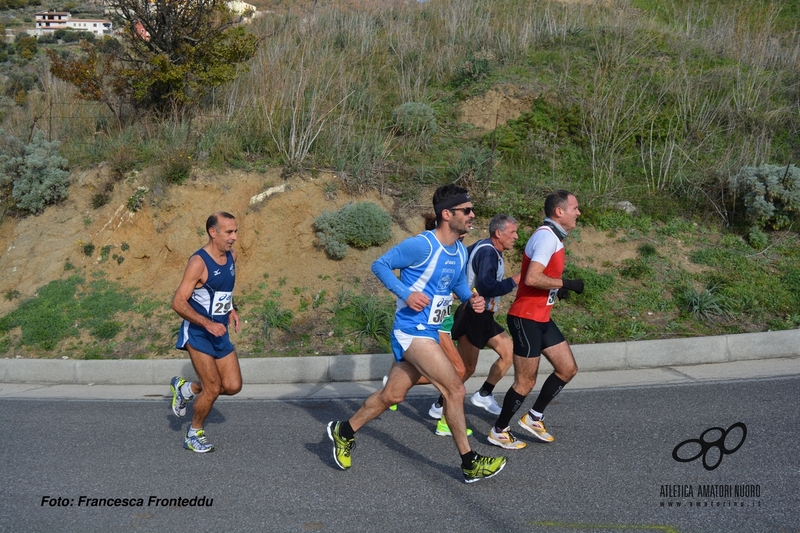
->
[327, 421, 355, 469]
[462, 453, 507, 483]
[518, 413, 555, 443]
[435, 416, 473, 437]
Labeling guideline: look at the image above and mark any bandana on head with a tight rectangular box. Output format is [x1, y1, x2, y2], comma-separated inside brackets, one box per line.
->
[434, 193, 472, 215]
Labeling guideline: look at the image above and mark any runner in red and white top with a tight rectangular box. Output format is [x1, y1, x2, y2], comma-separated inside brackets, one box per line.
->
[487, 190, 586, 451]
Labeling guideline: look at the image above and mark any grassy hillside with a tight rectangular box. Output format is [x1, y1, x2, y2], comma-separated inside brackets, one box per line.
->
[0, 0, 798, 358]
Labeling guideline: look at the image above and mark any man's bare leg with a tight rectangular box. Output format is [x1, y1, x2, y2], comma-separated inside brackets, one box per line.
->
[402, 338, 470, 454]
[457, 335, 480, 380]
[187, 345, 242, 430]
[485, 332, 514, 386]
[349, 361, 419, 432]
[541, 341, 578, 383]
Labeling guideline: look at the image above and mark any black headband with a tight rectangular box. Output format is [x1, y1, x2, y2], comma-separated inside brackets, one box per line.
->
[434, 193, 472, 215]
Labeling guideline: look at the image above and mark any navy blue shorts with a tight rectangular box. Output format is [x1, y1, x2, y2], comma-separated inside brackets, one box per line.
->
[176, 321, 235, 358]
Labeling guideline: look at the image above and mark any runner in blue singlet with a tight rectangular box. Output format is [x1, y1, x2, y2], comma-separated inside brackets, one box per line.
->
[327, 184, 508, 484]
[168, 211, 243, 453]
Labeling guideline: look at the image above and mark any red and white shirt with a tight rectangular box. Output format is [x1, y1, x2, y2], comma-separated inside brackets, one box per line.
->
[508, 225, 565, 322]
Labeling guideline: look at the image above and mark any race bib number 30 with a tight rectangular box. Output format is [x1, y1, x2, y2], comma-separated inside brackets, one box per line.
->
[212, 291, 233, 316]
[428, 294, 453, 325]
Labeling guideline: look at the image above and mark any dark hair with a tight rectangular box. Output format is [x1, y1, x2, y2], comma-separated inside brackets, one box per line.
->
[206, 211, 236, 235]
[423, 213, 437, 231]
[489, 214, 517, 238]
[544, 190, 572, 218]
[432, 183, 470, 225]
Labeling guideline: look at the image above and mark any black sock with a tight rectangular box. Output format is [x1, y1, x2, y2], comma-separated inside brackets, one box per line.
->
[339, 421, 355, 440]
[494, 388, 526, 430]
[461, 450, 477, 468]
[532, 374, 568, 414]
[436, 395, 444, 407]
[479, 381, 495, 396]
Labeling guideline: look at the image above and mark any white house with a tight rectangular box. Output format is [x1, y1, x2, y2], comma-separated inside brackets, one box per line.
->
[34, 11, 113, 37]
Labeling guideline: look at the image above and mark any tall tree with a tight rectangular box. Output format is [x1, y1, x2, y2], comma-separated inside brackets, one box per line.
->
[48, 0, 258, 120]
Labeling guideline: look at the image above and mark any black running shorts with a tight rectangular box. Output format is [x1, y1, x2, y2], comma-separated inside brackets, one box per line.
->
[451, 302, 505, 349]
[506, 316, 566, 358]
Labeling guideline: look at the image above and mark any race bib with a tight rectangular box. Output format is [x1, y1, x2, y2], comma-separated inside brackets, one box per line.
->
[212, 291, 233, 316]
[428, 294, 453, 325]
[546, 288, 558, 306]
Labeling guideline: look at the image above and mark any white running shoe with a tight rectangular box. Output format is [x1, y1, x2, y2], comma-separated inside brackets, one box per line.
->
[470, 391, 502, 415]
[382, 375, 397, 411]
[428, 402, 443, 419]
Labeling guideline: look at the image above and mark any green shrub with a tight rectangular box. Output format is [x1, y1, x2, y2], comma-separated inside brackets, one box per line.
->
[127, 187, 148, 212]
[392, 102, 437, 137]
[314, 202, 392, 259]
[161, 151, 192, 184]
[257, 299, 293, 341]
[351, 294, 393, 344]
[91, 321, 123, 340]
[92, 192, 111, 208]
[453, 48, 495, 86]
[747, 226, 769, 249]
[0, 130, 70, 215]
[449, 145, 494, 198]
[731, 164, 800, 230]
[16, 35, 37, 59]
[620, 258, 654, 280]
[638, 243, 657, 257]
[683, 283, 732, 322]
[4, 289, 20, 301]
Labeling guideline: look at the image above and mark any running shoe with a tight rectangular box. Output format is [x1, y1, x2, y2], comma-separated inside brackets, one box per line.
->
[434, 416, 473, 437]
[428, 402, 443, 419]
[488, 426, 527, 450]
[170, 376, 191, 417]
[518, 413, 554, 443]
[462, 453, 507, 483]
[470, 391, 502, 415]
[184, 429, 214, 453]
[327, 421, 355, 470]
[382, 375, 397, 411]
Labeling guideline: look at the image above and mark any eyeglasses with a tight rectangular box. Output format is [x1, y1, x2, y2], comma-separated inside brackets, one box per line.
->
[448, 207, 474, 215]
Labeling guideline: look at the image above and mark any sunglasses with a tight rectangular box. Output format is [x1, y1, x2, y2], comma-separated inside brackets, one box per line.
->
[449, 207, 474, 215]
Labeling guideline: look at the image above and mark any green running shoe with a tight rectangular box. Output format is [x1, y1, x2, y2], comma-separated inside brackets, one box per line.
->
[435, 416, 473, 437]
[170, 376, 191, 418]
[462, 453, 506, 483]
[327, 421, 355, 470]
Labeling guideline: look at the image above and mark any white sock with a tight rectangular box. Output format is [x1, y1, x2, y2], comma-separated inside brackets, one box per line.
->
[187, 427, 201, 436]
[181, 382, 195, 398]
[530, 409, 544, 420]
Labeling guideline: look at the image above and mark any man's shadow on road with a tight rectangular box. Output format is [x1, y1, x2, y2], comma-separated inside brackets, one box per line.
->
[303, 396, 491, 483]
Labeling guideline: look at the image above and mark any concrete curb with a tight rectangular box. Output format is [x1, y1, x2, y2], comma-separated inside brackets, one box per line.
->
[1, 329, 797, 385]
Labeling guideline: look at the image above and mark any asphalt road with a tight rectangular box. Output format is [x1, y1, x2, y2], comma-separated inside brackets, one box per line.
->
[1, 376, 798, 533]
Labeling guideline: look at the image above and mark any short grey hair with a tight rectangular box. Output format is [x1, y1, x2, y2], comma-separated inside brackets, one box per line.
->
[489, 214, 517, 238]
